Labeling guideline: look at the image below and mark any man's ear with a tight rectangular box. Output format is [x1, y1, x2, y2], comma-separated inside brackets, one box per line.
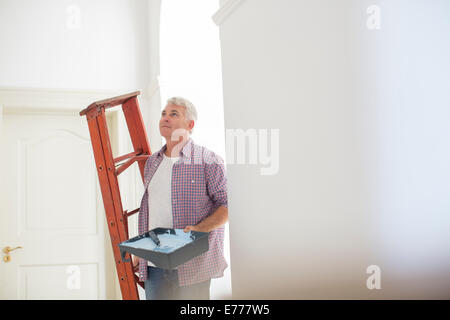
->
[189, 120, 195, 131]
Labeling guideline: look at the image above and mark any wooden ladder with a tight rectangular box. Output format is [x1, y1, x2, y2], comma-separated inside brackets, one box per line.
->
[80, 91, 151, 300]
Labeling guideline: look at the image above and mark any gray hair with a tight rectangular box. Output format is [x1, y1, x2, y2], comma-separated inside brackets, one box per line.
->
[166, 96, 198, 122]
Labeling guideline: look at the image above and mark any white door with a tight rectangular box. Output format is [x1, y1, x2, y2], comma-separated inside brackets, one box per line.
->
[0, 110, 112, 299]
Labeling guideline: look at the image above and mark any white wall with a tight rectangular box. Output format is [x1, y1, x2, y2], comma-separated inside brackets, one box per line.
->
[218, 0, 450, 299]
[0, 0, 157, 300]
[141, 0, 163, 153]
[0, 0, 163, 152]
[0, 0, 150, 91]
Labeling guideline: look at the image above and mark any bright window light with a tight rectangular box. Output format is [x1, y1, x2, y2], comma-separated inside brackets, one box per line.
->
[159, 0, 231, 299]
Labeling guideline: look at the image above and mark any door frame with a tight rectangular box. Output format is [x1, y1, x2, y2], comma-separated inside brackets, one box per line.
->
[0, 87, 137, 299]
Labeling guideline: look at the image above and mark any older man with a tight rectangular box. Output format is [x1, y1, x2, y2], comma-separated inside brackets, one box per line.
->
[133, 97, 228, 300]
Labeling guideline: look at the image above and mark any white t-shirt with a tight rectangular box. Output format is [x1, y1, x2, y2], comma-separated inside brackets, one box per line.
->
[147, 153, 179, 266]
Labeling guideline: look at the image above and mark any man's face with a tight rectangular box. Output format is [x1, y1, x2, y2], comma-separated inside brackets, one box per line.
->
[159, 103, 194, 140]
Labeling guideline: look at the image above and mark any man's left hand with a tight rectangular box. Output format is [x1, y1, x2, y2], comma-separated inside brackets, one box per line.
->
[183, 206, 228, 233]
[183, 225, 200, 233]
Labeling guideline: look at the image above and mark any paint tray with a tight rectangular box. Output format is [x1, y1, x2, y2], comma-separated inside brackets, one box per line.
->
[118, 227, 209, 270]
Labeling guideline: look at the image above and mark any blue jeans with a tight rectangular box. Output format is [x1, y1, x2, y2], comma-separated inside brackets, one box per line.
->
[144, 266, 211, 300]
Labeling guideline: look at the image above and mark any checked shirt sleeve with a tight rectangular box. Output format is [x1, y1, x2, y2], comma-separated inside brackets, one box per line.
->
[205, 153, 228, 210]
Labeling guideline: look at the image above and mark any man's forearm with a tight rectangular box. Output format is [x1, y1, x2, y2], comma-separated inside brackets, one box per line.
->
[184, 206, 228, 233]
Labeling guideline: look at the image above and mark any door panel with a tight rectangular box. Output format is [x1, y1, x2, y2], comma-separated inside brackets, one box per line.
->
[18, 263, 98, 299]
[0, 112, 108, 299]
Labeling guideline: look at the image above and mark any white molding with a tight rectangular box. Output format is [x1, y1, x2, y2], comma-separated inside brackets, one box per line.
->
[212, 0, 246, 26]
[0, 87, 137, 114]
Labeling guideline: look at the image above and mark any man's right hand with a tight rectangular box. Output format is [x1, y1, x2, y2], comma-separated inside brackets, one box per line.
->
[132, 255, 139, 271]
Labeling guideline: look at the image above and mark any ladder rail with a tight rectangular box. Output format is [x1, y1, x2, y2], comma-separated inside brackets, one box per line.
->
[96, 109, 138, 298]
[122, 96, 151, 180]
[80, 91, 150, 299]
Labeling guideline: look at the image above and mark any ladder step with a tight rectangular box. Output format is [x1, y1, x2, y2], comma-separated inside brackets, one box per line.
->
[114, 150, 142, 164]
[123, 208, 140, 218]
[115, 155, 149, 176]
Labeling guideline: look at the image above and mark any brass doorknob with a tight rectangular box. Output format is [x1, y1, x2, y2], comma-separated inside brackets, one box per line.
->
[3, 246, 23, 254]
[2, 246, 23, 263]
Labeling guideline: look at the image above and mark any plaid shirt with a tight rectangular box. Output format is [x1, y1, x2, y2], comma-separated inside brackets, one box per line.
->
[137, 138, 228, 287]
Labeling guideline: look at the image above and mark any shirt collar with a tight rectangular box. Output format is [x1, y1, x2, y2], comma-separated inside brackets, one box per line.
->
[157, 137, 194, 160]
